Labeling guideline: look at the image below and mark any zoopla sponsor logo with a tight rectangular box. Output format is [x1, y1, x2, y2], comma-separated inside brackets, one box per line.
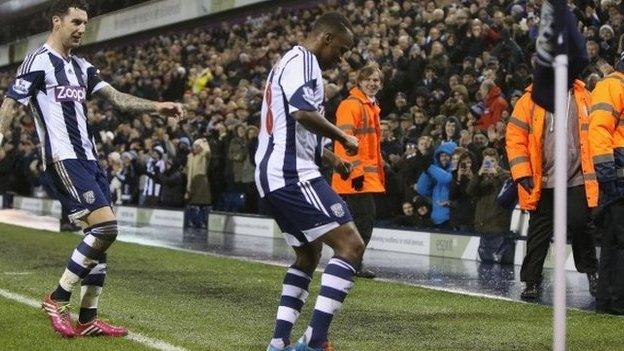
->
[54, 85, 86, 102]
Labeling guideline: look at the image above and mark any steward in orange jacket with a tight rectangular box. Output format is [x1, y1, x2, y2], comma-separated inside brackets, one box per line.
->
[331, 86, 385, 194]
[331, 64, 384, 278]
[588, 55, 624, 314]
[505, 80, 598, 300]
[589, 70, 624, 204]
[506, 81, 598, 210]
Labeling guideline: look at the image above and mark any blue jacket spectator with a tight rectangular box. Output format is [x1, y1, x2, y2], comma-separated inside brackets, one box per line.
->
[416, 141, 457, 227]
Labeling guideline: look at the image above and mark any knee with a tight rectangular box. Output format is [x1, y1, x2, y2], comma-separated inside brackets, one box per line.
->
[90, 221, 118, 243]
[295, 248, 322, 274]
[337, 228, 365, 264]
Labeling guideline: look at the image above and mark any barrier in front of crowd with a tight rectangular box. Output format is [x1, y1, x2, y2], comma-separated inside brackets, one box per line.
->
[9, 196, 185, 228]
[5, 196, 578, 271]
[208, 210, 578, 271]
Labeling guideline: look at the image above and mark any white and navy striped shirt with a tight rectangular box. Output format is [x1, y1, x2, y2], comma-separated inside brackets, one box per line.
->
[143, 158, 165, 197]
[254, 45, 327, 198]
[6, 44, 109, 166]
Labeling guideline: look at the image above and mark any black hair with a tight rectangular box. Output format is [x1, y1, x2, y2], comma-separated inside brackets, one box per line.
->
[312, 12, 353, 36]
[49, 0, 88, 25]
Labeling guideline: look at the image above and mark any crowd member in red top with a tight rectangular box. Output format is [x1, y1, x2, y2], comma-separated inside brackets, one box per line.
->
[475, 79, 508, 131]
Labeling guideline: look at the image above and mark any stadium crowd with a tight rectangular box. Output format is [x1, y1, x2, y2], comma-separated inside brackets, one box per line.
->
[0, 0, 150, 45]
[0, 0, 623, 233]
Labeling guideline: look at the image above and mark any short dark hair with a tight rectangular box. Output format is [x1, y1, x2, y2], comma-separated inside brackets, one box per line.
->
[312, 12, 353, 36]
[49, 0, 88, 22]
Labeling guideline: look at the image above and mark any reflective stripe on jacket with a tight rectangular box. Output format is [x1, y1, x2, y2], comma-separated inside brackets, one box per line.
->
[332, 87, 385, 194]
[505, 80, 598, 210]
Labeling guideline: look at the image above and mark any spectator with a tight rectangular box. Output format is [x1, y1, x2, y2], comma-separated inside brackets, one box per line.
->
[466, 148, 511, 235]
[393, 198, 433, 228]
[119, 151, 138, 205]
[467, 148, 513, 263]
[440, 116, 462, 145]
[416, 141, 457, 228]
[399, 136, 432, 201]
[450, 149, 477, 231]
[475, 79, 509, 131]
[185, 138, 211, 228]
[405, 107, 428, 143]
[380, 120, 403, 162]
[160, 158, 186, 208]
[228, 124, 251, 194]
[142, 145, 166, 207]
[108, 152, 124, 205]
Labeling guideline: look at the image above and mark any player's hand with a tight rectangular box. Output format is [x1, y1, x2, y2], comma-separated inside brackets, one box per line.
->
[0, 132, 4, 146]
[335, 160, 352, 180]
[341, 134, 359, 156]
[156, 102, 185, 120]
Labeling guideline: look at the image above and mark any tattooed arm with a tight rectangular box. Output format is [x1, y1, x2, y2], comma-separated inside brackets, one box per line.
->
[0, 97, 17, 145]
[95, 85, 184, 118]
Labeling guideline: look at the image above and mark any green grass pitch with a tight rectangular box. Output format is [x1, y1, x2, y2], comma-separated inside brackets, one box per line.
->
[0, 223, 623, 351]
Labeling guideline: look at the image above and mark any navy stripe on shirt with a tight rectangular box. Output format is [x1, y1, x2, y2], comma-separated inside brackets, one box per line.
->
[31, 98, 53, 165]
[49, 53, 87, 160]
[20, 47, 46, 75]
[278, 54, 301, 186]
[71, 58, 98, 159]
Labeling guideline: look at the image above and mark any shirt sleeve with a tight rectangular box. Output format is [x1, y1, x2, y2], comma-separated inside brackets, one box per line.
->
[278, 53, 320, 113]
[6, 70, 45, 106]
[83, 59, 110, 96]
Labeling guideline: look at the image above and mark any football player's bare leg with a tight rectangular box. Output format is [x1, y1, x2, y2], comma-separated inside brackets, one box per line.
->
[293, 240, 323, 275]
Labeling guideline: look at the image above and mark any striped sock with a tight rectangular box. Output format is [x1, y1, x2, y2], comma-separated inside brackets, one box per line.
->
[51, 226, 107, 302]
[269, 266, 312, 349]
[79, 253, 107, 324]
[303, 257, 355, 348]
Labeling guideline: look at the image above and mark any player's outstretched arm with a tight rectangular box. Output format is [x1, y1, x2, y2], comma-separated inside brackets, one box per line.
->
[95, 85, 184, 119]
[292, 110, 358, 155]
[0, 97, 17, 145]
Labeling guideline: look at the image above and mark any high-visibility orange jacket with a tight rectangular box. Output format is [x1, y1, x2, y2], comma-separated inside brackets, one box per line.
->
[589, 71, 624, 200]
[505, 80, 598, 210]
[332, 87, 385, 194]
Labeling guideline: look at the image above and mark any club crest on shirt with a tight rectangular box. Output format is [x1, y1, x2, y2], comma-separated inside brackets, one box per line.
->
[83, 190, 95, 204]
[331, 203, 345, 218]
[12, 78, 31, 95]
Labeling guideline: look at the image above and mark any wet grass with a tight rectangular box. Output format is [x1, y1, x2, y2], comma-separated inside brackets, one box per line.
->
[0, 223, 623, 351]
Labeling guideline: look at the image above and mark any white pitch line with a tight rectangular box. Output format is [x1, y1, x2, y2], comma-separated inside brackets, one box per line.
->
[0, 288, 188, 351]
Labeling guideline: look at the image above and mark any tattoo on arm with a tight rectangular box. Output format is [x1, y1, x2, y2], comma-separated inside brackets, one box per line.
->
[97, 85, 157, 115]
[0, 98, 16, 135]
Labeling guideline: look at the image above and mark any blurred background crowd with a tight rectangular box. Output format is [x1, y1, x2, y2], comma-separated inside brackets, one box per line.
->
[0, 0, 622, 233]
[0, 0, 150, 44]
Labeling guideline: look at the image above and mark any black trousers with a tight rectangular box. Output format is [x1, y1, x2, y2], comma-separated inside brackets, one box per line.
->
[597, 199, 624, 313]
[342, 193, 376, 247]
[520, 186, 597, 283]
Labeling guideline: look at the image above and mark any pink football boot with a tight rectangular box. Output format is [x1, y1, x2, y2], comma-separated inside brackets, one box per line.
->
[41, 294, 75, 338]
[74, 319, 128, 337]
